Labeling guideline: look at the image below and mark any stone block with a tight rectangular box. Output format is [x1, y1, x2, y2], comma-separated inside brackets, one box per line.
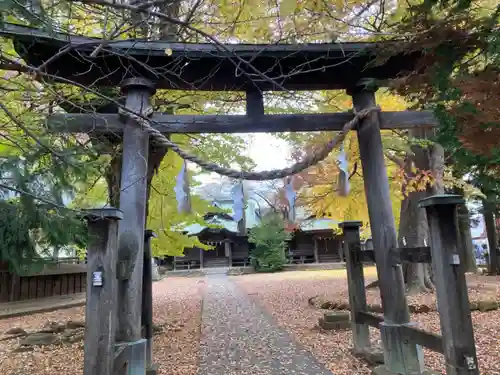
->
[40, 321, 66, 333]
[362, 348, 385, 365]
[13, 346, 34, 353]
[5, 327, 26, 335]
[477, 300, 499, 312]
[66, 320, 85, 329]
[324, 311, 350, 323]
[67, 332, 84, 343]
[61, 328, 84, 342]
[20, 332, 58, 346]
[469, 301, 480, 311]
[372, 365, 440, 375]
[318, 318, 350, 330]
[320, 300, 336, 309]
[146, 364, 159, 375]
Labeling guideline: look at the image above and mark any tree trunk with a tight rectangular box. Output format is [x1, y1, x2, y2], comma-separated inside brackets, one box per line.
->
[398, 188, 431, 294]
[483, 198, 500, 275]
[398, 129, 445, 294]
[105, 151, 122, 208]
[456, 199, 478, 273]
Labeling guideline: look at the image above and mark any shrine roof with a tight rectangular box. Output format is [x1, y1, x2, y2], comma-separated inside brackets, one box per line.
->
[298, 217, 338, 232]
[1, 23, 420, 91]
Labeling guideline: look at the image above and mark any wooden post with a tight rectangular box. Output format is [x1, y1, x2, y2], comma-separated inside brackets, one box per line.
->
[83, 208, 123, 375]
[246, 88, 264, 117]
[313, 237, 319, 263]
[9, 274, 20, 302]
[199, 247, 204, 269]
[339, 221, 370, 354]
[225, 241, 232, 267]
[142, 230, 157, 374]
[337, 238, 344, 262]
[116, 77, 155, 343]
[350, 83, 423, 374]
[229, 241, 233, 267]
[420, 195, 479, 375]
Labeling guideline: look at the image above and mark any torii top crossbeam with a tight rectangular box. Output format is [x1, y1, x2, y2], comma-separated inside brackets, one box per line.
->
[2, 23, 421, 92]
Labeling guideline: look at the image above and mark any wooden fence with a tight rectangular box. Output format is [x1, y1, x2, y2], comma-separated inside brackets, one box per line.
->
[0, 257, 86, 302]
[341, 195, 480, 375]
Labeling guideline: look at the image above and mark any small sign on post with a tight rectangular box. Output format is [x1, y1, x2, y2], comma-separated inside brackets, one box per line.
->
[92, 271, 103, 287]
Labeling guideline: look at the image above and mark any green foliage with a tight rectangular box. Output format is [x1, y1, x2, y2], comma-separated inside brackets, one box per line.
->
[0, 68, 103, 271]
[248, 213, 290, 272]
[0, 200, 87, 275]
[0, 152, 91, 273]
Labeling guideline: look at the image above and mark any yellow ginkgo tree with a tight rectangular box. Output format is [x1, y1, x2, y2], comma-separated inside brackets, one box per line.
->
[278, 89, 409, 238]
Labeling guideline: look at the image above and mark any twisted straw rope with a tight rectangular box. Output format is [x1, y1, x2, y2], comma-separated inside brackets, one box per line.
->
[118, 106, 380, 181]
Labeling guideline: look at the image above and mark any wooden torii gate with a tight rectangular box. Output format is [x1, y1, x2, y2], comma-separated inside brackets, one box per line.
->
[2, 23, 451, 375]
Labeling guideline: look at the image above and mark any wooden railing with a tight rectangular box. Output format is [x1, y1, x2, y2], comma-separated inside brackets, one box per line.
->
[288, 254, 315, 264]
[46, 256, 86, 264]
[231, 257, 251, 267]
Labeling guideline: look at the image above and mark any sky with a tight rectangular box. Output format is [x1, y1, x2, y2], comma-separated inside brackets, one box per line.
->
[196, 133, 291, 185]
[244, 133, 291, 171]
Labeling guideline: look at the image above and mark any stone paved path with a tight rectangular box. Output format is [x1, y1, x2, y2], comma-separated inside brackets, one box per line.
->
[197, 275, 334, 375]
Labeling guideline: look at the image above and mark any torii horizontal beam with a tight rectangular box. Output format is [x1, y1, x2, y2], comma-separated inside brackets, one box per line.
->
[46, 110, 437, 134]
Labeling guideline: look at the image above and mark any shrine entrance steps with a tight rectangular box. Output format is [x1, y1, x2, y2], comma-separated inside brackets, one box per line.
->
[203, 267, 229, 275]
[166, 262, 346, 277]
[203, 258, 230, 269]
[198, 275, 333, 375]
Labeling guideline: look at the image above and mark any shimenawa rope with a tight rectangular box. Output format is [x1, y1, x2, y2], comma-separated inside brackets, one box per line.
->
[118, 106, 380, 181]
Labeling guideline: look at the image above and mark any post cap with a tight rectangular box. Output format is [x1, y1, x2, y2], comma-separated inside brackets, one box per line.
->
[418, 194, 465, 208]
[145, 229, 158, 240]
[120, 78, 156, 95]
[339, 221, 363, 229]
[84, 207, 123, 221]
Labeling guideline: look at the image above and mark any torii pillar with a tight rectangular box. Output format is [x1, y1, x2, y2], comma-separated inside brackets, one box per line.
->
[348, 81, 424, 374]
[115, 78, 155, 374]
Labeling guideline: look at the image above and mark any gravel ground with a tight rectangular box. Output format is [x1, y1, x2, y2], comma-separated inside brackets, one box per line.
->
[234, 270, 500, 375]
[1, 270, 498, 375]
[0, 276, 204, 375]
[198, 275, 333, 375]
